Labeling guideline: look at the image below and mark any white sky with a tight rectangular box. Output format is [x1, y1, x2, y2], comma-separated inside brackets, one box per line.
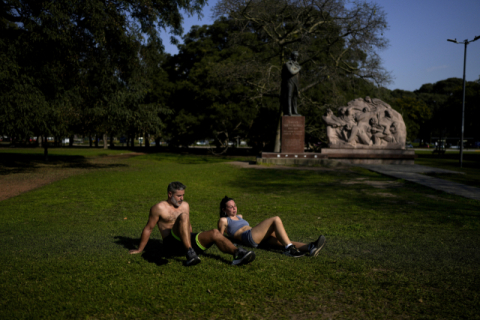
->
[159, 0, 480, 92]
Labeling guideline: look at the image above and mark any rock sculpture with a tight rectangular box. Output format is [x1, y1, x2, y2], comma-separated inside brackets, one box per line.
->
[322, 97, 406, 149]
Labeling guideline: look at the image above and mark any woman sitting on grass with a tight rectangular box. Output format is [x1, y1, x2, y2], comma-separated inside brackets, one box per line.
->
[217, 196, 325, 257]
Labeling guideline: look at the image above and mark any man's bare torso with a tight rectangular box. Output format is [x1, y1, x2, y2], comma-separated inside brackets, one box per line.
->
[151, 200, 190, 239]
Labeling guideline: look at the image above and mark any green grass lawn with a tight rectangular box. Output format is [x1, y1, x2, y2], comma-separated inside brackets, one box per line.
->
[0, 150, 479, 319]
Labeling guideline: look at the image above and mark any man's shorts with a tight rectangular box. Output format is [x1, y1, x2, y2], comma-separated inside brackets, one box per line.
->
[241, 229, 259, 248]
[162, 230, 213, 257]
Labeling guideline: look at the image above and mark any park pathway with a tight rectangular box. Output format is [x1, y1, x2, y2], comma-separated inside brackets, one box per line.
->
[356, 164, 480, 201]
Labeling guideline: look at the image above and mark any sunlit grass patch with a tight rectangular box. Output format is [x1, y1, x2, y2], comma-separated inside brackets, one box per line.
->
[0, 151, 479, 319]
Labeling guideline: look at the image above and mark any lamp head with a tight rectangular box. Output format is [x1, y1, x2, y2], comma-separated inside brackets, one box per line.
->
[447, 38, 457, 43]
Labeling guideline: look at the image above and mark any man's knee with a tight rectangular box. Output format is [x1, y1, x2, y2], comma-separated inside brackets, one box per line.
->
[210, 229, 223, 240]
[176, 212, 190, 223]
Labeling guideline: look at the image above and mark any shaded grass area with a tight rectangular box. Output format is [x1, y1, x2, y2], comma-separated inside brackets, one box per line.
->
[0, 148, 255, 175]
[0, 152, 130, 176]
[0, 149, 137, 201]
[0, 152, 479, 319]
[0, 146, 130, 157]
[415, 151, 480, 187]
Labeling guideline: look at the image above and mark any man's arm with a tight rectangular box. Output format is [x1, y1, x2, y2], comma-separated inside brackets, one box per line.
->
[184, 202, 193, 233]
[129, 206, 160, 254]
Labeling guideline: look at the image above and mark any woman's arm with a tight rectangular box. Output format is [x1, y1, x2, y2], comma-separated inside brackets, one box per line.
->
[217, 217, 228, 235]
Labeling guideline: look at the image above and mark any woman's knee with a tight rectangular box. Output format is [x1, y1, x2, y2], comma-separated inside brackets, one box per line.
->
[273, 216, 282, 224]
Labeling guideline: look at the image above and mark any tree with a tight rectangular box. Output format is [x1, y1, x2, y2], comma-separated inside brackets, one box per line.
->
[413, 78, 463, 142]
[440, 81, 480, 145]
[389, 96, 432, 141]
[213, 0, 391, 151]
[165, 19, 261, 150]
[0, 0, 206, 158]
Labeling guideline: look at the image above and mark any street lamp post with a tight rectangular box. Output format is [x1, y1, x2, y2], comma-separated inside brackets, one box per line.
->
[447, 36, 480, 168]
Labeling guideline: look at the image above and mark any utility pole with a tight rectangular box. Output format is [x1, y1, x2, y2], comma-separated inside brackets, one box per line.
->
[447, 35, 480, 168]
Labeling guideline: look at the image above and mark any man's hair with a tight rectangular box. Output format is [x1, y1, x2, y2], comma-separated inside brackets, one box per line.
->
[219, 195, 234, 218]
[168, 181, 186, 194]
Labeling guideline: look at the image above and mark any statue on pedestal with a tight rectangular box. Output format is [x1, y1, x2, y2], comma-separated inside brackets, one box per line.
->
[281, 51, 301, 116]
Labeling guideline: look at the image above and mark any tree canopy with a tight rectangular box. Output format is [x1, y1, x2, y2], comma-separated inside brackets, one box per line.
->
[2, 1, 475, 152]
[211, 0, 391, 151]
[0, 0, 205, 155]
[158, 0, 392, 152]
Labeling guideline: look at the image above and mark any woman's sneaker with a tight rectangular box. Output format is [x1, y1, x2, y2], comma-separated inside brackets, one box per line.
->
[284, 245, 306, 258]
[308, 235, 326, 257]
[232, 248, 256, 266]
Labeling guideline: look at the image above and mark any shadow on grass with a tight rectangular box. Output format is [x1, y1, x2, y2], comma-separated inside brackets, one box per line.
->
[114, 236, 168, 266]
[0, 153, 128, 175]
[114, 236, 233, 266]
[227, 235, 284, 255]
[144, 153, 256, 165]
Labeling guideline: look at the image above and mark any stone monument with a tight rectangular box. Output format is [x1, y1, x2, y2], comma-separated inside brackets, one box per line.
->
[322, 96, 407, 149]
[259, 58, 414, 164]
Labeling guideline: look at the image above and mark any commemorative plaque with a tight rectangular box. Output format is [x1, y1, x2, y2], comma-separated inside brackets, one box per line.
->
[281, 116, 305, 153]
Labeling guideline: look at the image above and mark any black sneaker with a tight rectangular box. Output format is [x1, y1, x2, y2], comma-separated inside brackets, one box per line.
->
[308, 235, 326, 257]
[232, 248, 256, 266]
[185, 247, 201, 266]
[284, 245, 306, 258]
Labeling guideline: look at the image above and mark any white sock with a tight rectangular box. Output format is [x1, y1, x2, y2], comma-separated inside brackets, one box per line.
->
[285, 243, 293, 249]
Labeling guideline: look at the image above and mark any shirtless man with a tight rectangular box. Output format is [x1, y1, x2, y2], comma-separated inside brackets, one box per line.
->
[129, 181, 255, 266]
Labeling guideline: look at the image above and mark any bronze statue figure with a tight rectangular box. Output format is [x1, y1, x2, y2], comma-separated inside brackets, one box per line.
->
[281, 51, 301, 116]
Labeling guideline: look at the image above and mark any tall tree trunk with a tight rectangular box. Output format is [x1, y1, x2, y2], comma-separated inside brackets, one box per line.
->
[38, 135, 42, 147]
[131, 136, 135, 148]
[95, 135, 99, 148]
[69, 135, 74, 147]
[145, 133, 150, 148]
[89, 135, 93, 147]
[155, 136, 161, 149]
[274, 52, 286, 153]
[273, 107, 283, 152]
[43, 137, 49, 162]
[103, 134, 108, 149]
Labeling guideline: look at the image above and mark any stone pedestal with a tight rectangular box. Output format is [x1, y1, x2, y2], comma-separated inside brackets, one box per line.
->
[319, 148, 416, 164]
[281, 116, 304, 153]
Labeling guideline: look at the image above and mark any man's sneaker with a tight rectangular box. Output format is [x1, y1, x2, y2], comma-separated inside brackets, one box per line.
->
[232, 247, 256, 266]
[308, 235, 326, 257]
[284, 245, 307, 258]
[185, 247, 201, 266]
